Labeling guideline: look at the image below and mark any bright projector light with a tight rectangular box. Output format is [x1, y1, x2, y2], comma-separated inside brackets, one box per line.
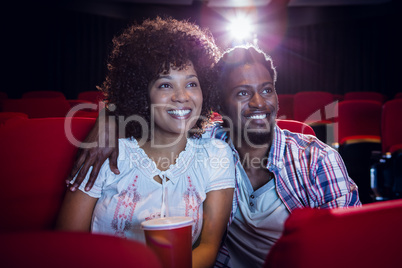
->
[228, 17, 253, 40]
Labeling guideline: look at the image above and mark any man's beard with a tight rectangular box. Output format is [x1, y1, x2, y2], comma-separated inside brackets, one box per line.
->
[244, 129, 273, 146]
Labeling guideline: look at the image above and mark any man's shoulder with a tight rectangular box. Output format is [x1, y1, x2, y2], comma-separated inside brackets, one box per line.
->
[280, 128, 334, 155]
[203, 123, 227, 141]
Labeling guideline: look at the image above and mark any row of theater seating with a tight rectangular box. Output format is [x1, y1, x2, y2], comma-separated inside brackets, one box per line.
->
[1, 90, 400, 120]
[1, 90, 401, 203]
[0, 90, 104, 119]
[335, 99, 402, 204]
[0, 116, 314, 232]
[1, 116, 401, 267]
[0, 115, 312, 267]
[0, 116, 158, 267]
[277, 91, 401, 121]
[203, 93, 402, 204]
[0, 90, 103, 103]
[1, 90, 401, 200]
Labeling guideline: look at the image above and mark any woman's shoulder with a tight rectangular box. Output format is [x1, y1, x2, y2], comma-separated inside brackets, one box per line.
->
[115, 138, 143, 166]
[118, 137, 142, 151]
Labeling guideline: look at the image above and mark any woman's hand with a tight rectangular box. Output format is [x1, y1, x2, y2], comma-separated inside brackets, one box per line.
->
[66, 110, 120, 192]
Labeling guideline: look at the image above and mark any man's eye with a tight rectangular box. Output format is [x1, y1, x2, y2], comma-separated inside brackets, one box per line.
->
[262, 88, 273, 94]
[237, 91, 248, 96]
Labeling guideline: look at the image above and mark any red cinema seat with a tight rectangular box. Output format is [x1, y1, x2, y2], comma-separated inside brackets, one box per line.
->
[381, 99, 402, 155]
[293, 91, 334, 143]
[77, 90, 105, 112]
[293, 91, 334, 124]
[337, 100, 382, 145]
[372, 99, 402, 200]
[333, 93, 344, 102]
[0, 117, 96, 232]
[344, 91, 386, 103]
[0, 231, 162, 268]
[22, 90, 66, 99]
[0, 112, 28, 125]
[394, 92, 402, 99]
[1, 97, 72, 118]
[276, 119, 315, 136]
[336, 100, 382, 203]
[264, 199, 402, 268]
[78, 90, 104, 104]
[68, 99, 91, 109]
[277, 94, 294, 120]
[371, 99, 402, 200]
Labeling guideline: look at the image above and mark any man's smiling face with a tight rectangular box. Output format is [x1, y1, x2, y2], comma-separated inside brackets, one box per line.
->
[221, 62, 278, 145]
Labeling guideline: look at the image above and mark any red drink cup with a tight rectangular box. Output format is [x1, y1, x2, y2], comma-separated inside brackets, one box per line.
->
[141, 216, 194, 268]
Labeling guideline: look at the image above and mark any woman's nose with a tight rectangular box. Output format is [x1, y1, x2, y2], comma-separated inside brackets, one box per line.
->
[172, 88, 189, 102]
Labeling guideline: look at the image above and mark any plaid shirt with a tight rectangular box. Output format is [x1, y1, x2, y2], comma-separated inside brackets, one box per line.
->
[206, 124, 361, 267]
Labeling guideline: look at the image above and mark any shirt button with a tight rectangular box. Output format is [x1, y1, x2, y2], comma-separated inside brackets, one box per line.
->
[249, 202, 254, 206]
[250, 195, 255, 199]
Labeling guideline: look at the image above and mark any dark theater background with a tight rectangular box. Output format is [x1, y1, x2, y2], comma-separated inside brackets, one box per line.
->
[2, 0, 399, 99]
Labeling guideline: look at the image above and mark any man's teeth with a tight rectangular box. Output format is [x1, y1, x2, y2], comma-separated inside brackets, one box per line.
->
[168, 109, 191, 116]
[247, 114, 267, 119]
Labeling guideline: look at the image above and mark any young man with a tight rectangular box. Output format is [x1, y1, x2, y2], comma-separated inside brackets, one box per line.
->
[209, 45, 360, 267]
[67, 45, 360, 268]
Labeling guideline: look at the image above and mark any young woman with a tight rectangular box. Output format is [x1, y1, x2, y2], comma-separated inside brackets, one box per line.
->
[56, 17, 235, 268]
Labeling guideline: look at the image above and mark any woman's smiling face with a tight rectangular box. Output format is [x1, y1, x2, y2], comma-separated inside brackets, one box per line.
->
[148, 62, 203, 137]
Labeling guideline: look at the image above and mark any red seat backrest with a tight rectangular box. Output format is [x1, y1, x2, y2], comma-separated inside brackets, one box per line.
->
[0, 231, 162, 268]
[344, 91, 386, 103]
[277, 94, 294, 120]
[381, 99, 402, 153]
[0, 117, 96, 232]
[1, 98, 71, 118]
[276, 119, 316, 136]
[78, 90, 104, 104]
[264, 199, 402, 268]
[0, 112, 28, 125]
[333, 94, 344, 102]
[337, 100, 382, 144]
[293, 91, 334, 124]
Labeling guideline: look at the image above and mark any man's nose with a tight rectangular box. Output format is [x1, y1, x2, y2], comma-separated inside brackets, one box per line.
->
[172, 88, 189, 102]
[249, 93, 267, 109]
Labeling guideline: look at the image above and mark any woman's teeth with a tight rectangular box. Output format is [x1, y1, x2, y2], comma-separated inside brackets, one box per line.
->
[168, 109, 191, 116]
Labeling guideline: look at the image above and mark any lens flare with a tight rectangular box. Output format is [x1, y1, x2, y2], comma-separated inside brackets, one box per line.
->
[228, 16, 253, 40]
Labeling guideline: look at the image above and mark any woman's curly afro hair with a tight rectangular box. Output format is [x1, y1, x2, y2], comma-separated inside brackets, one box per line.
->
[98, 16, 221, 139]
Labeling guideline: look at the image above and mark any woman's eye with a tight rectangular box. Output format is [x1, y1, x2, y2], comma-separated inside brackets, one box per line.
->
[159, 83, 171, 89]
[187, 82, 198, 88]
